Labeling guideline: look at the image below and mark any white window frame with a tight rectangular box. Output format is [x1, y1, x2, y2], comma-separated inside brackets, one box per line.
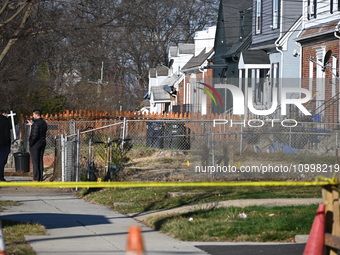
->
[330, 0, 334, 13]
[332, 56, 337, 97]
[315, 46, 326, 119]
[307, 0, 317, 19]
[309, 59, 313, 94]
[256, 0, 262, 34]
[272, 0, 279, 29]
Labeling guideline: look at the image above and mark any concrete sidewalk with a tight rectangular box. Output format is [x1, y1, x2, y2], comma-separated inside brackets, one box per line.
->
[0, 177, 208, 255]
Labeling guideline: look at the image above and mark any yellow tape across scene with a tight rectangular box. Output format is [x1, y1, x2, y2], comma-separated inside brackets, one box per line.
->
[0, 179, 337, 188]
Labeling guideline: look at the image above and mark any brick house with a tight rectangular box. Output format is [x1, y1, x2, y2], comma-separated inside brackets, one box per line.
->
[296, 0, 340, 123]
[208, 0, 305, 117]
[179, 47, 215, 115]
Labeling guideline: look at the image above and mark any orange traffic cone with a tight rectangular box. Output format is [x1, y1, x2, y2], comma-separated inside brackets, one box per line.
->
[303, 204, 325, 255]
[0, 220, 6, 255]
[126, 226, 145, 255]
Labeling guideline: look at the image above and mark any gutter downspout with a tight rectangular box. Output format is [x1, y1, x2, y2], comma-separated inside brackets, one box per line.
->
[274, 0, 284, 110]
[334, 21, 340, 123]
[198, 67, 206, 115]
[296, 19, 304, 88]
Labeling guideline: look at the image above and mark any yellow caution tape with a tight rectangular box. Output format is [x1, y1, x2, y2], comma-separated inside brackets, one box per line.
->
[0, 180, 337, 188]
[315, 173, 338, 184]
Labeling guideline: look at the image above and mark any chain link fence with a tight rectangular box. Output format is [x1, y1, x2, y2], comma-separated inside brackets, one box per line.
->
[33, 118, 340, 182]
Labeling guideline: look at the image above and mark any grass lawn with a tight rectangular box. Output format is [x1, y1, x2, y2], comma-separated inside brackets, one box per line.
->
[0, 201, 47, 255]
[79, 186, 320, 242]
[2, 220, 47, 255]
[80, 185, 322, 214]
[144, 204, 318, 242]
[0, 201, 19, 212]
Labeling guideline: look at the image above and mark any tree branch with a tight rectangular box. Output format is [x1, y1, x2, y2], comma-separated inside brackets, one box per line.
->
[0, 2, 29, 28]
[0, 0, 10, 16]
[0, 2, 34, 64]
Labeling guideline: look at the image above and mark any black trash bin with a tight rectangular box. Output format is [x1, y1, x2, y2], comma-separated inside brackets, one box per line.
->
[14, 152, 30, 172]
[164, 122, 190, 150]
[146, 122, 164, 148]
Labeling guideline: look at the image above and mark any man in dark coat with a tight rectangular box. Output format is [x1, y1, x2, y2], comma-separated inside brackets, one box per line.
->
[28, 109, 47, 182]
[0, 110, 11, 181]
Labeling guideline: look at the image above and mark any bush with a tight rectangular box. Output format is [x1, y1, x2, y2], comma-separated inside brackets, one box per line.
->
[105, 141, 133, 181]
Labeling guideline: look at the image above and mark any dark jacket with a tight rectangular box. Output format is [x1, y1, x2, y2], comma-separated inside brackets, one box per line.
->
[29, 118, 48, 147]
[0, 115, 11, 150]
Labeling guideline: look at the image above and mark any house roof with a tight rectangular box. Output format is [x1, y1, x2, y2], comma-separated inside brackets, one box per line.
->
[222, 34, 251, 58]
[248, 39, 277, 50]
[296, 20, 339, 42]
[178, 43, 195, 54]
[151, 86, 171, 102]
[212, 0, 252, 64]
[238, 49, 270, 69]
[181, 48, 214, 71]
[215, 0, 253, 49]
[240, 50, 269, 65]
[160, 74, 183, 88]
[169, 46, 178, 57]
[149, 65, 169, 78]
[150, 74, 184, 102]
[169, 43, 195, 57]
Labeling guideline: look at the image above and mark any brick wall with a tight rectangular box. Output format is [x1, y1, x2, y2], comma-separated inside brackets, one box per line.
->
[176, 67, 214, 115]
[301, 37, 340, 123]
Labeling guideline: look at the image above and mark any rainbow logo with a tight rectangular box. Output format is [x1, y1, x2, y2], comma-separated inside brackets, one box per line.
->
[197, 82, 223, 105]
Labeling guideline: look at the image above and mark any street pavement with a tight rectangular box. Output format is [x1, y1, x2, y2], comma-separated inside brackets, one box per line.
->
[0, 176, 309, 255]
[0, 177, 209, 255]
[194, 243, 306, 255]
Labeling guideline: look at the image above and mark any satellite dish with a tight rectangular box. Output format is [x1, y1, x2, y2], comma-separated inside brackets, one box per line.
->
[163, 85, 176, 97]
[163, 85, 172, 94]
[324, 50, 332, 67]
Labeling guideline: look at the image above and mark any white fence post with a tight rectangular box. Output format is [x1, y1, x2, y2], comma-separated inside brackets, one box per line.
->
[75, 129, 80, 183]
[122, 117, 126, 146]
[61, 134, 65, 182]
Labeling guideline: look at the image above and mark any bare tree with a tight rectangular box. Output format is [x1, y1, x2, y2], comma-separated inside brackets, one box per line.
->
[0, 0, 218, 113]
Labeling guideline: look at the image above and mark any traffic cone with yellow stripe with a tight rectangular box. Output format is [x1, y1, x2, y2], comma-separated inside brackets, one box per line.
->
[126, 226, 145, 255]
[0, 220, 6, 255]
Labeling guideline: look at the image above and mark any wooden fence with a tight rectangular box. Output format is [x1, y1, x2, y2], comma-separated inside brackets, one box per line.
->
[22, 110, 237, 122]
[18, 110, 242, 143]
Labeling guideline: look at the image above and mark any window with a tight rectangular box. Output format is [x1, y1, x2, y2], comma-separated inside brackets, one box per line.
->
[309, 60, 313, 94]
[331, 0, 340, 13]
[255, 0, 262, 34]
[330, 0, 333, 13]
[240, 10, 245, 40]
[307, 0, 317, 19]
[273, 0, 280, 29]
[271, 63, 279, 87]
[255, 69, 269, 104]
[332, 56, 337, 97]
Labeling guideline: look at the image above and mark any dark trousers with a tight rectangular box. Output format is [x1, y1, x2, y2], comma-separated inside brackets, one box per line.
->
[0, 147, 10, 181]
[30, 142, 46, 182]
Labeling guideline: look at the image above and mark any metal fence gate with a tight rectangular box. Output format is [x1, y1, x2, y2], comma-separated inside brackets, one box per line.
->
[48, 118, 340, 182]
